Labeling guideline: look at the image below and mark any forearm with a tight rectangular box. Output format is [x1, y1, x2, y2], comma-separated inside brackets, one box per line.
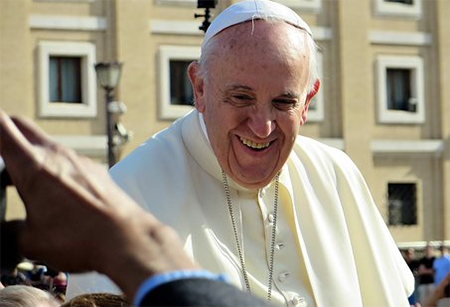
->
[0, 111, 266, 306]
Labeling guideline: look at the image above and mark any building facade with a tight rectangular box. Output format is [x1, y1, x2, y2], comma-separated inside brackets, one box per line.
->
[1, 0, 449, 247]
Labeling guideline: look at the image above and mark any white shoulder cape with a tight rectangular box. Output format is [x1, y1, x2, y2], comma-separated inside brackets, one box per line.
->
[67, 110, 413, 306]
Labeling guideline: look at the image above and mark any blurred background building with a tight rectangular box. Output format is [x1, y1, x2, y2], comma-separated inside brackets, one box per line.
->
[1, 0, 449, 248]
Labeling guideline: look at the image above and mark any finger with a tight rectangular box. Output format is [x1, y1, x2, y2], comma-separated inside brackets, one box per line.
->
[0, 110, 44, 175]
[0, 111, 52, 218]
[10, 114, 56, 148]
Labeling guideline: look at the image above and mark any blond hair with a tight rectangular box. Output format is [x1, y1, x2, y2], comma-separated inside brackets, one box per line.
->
[0, 285, 58, 307]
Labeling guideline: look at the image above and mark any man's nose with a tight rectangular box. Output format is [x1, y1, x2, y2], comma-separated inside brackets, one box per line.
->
[247, 107, 276, 139]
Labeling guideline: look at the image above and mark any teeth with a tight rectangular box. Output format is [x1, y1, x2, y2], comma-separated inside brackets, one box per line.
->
[240, 137, 270, 149]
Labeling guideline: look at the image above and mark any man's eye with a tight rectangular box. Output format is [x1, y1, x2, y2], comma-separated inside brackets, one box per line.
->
[233, 94, 252, 100]
[227, 94, 254, 107]
[273, 100, 299, 110]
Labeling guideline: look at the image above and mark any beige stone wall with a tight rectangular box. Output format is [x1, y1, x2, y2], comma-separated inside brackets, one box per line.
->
[435, 0, 450, 241]
[1, 0, 33, 117]
[373, 155, 441, 242]
[1, 0, 32, 220]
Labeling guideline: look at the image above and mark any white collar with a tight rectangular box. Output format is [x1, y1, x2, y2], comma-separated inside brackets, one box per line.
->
[198, 112, 210, 143]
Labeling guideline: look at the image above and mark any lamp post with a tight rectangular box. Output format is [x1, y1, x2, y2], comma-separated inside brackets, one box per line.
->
[94, 62, 123, 168]
[194, 0, 217, 33]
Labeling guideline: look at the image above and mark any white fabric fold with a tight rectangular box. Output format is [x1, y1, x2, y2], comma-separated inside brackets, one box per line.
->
[66, 110, 413, 306]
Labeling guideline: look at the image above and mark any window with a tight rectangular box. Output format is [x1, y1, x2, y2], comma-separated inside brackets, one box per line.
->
[374, 0, 422, 18]
[386, 69, 415, 112]
[387, 183, 417, 226]
[37, 41, 97, 117]
[49, 56, 82, 103]
[376, 55, 424, 124]
[158, 45, 200, 120]
[170, 60, 193, 106]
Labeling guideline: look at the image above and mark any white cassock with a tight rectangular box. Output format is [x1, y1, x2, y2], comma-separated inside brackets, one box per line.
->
[66, 110, 414, 307]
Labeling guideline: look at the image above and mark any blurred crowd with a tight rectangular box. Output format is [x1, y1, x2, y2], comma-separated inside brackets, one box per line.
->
[401, 243, 450, 307]
[0, 260, 67, 302]
[0, 260, 129, 307]
[0, 246, 449, 306]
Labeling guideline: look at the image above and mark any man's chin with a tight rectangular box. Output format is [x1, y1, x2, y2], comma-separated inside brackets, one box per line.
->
[228, 169, 276, 189]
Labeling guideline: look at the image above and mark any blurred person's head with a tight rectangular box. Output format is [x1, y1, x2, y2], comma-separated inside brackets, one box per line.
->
[424, 244, 434, 257]
[0, 285, 59, 307]
[52, 272, 68, 303]
[60, 292, 130, 307]
[403, 247, 415, 261]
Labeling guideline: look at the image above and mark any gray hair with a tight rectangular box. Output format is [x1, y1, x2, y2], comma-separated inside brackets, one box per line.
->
[0, 285, 59, 307]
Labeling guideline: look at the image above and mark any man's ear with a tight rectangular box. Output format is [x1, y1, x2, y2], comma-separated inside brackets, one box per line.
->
[300, 79, 321, 125]
[187, 61, 206, 113]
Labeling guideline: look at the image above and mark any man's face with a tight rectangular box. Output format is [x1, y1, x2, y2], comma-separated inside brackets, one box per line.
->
[190, 21, 317, 189]
[425, 245, 433, 256]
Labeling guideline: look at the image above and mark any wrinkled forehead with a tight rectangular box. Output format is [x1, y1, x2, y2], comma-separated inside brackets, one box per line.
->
[208, 19, 308, 55]
[201, 0, 312, 53]
[204, 21, 311, 91]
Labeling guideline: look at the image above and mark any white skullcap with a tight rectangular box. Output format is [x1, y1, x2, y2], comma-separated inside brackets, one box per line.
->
[202, 0, 312, 51]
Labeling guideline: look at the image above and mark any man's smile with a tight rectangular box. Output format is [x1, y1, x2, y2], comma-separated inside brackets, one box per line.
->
[239, 136, 271, 150]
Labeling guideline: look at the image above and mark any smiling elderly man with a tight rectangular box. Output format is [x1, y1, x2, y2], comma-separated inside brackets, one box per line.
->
[67, 1, 414, 306]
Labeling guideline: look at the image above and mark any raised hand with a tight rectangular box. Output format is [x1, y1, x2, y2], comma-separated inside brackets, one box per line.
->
[0, 110, 199, 300]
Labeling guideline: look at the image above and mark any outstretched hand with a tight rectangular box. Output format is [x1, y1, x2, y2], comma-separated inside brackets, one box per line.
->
[0, 110, 199, 299]
[423, 273, 450, 307]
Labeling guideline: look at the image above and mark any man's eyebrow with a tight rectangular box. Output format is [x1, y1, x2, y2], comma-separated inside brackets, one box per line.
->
[225, 85, 254, 91]
[277, 91, 300, 99]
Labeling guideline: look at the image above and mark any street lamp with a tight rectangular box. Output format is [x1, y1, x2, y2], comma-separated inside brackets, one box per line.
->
[94, 62, 123, 168]
[194, 0, 217, 33]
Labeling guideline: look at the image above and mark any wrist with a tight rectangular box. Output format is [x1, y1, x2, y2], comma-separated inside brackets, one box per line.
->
[96, 214, 200, 300]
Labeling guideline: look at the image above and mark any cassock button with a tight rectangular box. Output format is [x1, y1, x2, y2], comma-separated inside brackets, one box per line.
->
[278, 271, 291, 282]
[276, 242, 285, 250]
[292, 296, 305, 306]
[268, 213, 274, 223]
[259, 189, 266, 198]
